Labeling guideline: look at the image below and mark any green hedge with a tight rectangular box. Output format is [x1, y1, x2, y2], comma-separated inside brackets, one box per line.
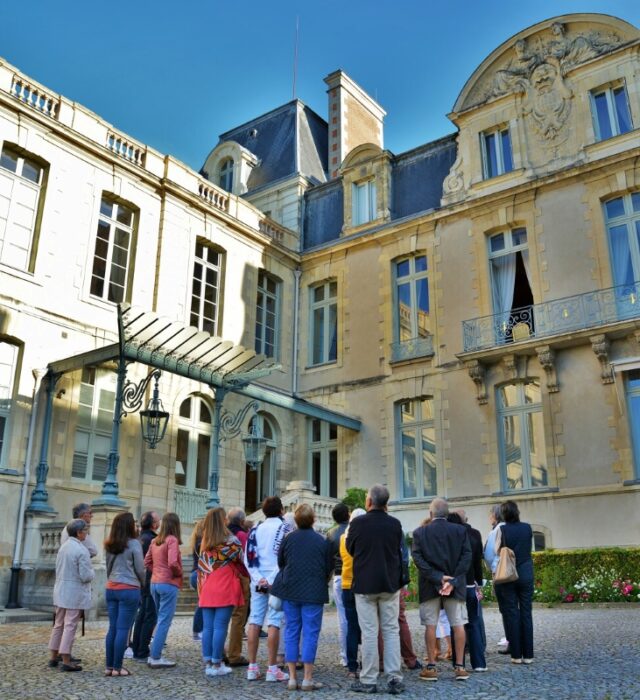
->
[408, 548, 640, 604]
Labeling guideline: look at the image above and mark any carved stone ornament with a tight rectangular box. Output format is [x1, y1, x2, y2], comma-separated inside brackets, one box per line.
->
[443, 153, 464, 195]
[466, 359, 488, 404]
[590, 334, 615, 384]
[536, 345, 559, 392]
[502, 354, 518, 380]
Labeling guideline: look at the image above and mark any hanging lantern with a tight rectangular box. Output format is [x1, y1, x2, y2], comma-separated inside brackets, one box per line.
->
[139, 372, 169, 449]
[242, 415, 267, 471]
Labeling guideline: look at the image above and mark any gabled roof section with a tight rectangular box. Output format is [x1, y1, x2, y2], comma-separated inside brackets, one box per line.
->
[211, 100, 327, 192]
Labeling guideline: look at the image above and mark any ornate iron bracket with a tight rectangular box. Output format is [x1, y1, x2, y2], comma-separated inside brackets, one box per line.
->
[121, 369, 162, 418]
[219, 400, 259, 442]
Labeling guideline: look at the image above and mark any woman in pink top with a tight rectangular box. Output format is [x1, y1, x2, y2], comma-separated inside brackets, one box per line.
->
[144, 512, 183, 668]
[197, 507, 244, 677]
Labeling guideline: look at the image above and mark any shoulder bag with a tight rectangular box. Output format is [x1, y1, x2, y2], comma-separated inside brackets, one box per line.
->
[493, 526, 518, 584]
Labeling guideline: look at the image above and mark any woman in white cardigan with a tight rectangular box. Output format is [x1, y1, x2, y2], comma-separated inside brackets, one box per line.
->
[48, 519, 95, 671]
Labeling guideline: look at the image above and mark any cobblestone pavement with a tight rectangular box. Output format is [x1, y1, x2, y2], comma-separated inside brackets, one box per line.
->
[1, 606, 639, 700]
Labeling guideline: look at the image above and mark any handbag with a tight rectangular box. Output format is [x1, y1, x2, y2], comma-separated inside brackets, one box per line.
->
[268, 594, 283, 611]
[493, 527, 519, 584]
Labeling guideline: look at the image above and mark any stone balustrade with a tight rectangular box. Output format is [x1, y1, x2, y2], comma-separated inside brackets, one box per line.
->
[174, 485, 209, 524]
[11, 75, 59, 119]
[38, 521, 65, 563]
[106, 131, 146, 167]
[259, 217, 286, 243]
[198, 180, 230, 212]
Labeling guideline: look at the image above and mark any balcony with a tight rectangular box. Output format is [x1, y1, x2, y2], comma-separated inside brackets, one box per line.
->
[174, 485, 209, 524]
[390, 334, 434, 363]
[462, 282, 640, 353]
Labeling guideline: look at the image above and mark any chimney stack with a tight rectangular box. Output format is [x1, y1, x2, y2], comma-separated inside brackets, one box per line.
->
[324, 70, 386, 179]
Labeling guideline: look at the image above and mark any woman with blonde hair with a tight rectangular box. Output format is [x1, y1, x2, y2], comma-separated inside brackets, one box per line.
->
[197, 507, 245, 677]
[144, 512, 183, 668]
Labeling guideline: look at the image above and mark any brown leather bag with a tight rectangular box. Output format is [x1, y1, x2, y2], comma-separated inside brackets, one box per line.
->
[493, 527, 518, 584]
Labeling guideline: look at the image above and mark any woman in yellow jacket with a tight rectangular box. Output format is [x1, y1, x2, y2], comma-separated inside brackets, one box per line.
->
[339, 508, 366, 678]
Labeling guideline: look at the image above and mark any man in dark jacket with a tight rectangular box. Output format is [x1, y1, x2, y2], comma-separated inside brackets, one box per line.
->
[326, 502, 350, 667]
[131, 510, 160, 661]
[346, 484, 404, 695]
[412, 498, 471, 682]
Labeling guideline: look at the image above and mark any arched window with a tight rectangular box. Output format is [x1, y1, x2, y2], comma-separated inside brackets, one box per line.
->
[245, 414, 277, 513]
[175, 395, 211, 492]
[218, 158, 234, 192]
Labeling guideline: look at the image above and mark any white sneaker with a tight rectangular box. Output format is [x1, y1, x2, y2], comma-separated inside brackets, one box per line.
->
[205, 665, 217, 677]
[148, 657, 176, 668]
[123, 646, 134, 659]
[266, 666, 289, 682]
[210, 663, 233, 676]
[247, 665, 261, 681]
[192, 632, 202, 641]
[497, 637, 508, 647]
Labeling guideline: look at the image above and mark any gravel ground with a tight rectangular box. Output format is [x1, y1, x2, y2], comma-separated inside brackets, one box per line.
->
[1, 605, 639, 699]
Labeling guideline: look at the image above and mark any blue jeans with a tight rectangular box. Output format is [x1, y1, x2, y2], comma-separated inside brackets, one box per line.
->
[105, 588, 140, 670]
[190, 570, 203, 634]
[464, 587, 486, 669]
[283, 600, 324, 664]
[202, 606, 234, 663]
[495, 575, 534, 660]
[342, 588, 360, 673]
[150, 583, 179, 659]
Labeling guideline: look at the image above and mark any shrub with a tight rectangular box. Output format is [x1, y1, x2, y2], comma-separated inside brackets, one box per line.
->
[341, 487, 367, 511]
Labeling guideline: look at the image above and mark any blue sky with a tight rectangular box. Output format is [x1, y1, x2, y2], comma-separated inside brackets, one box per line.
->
[1, 1, 639, 171]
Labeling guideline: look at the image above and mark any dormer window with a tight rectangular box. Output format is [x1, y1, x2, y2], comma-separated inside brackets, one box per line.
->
[352, 179, 376, 226]
[481, 127, 513, 179]
[218, 158, 234, 192]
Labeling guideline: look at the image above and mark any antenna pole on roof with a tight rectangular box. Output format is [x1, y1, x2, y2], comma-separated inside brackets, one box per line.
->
[292, 16, 299, 99]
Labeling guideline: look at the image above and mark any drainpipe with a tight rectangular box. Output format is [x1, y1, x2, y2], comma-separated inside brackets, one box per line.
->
[292, 268, 302, 395]
[6, 368, 45, 608]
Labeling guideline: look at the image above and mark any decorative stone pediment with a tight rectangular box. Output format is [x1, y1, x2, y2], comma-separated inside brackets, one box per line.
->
[454, 15, 635, 114]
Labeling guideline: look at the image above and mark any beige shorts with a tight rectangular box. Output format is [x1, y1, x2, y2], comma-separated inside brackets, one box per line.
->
[419, 597, 468, 627]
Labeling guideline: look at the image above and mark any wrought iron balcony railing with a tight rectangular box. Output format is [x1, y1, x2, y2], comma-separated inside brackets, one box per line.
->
[390, 334, 434, 362]
[462, 282, 640, 352]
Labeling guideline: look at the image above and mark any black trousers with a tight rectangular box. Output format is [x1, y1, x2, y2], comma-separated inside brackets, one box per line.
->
[131, 587, 157, 659]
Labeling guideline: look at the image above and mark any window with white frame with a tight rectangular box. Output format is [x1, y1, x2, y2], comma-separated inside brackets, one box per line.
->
[396, 398, 436, 499]
[394, 254, 429, 343]
[0, 143, 46, 271]
[352, 179, 376, 226]
[218, 158, 234, 192]
[0, 341, 19, 468]
[591, 83, 632, 141]
[497, 381, 548, 491]
[90, 196, 136, 303]
[481, 127, 513, 179]
[255, 270, 280, 358]
[175, 395, 211, 492]
[190, 241, 223, 335]
[604, 193, 640, 296]
[310, 280, 337, 365]
[308, 419, 337, 498]
[72, 367, 115, 482]
[488, 228, 534, 342]
[625, 370, 640, 480]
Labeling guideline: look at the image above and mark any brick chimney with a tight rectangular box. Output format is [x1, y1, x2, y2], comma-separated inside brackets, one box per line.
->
[324, 70, 386, 179]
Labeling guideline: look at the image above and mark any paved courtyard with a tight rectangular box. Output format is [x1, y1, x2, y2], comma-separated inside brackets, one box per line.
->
[0, 605, 638, 700]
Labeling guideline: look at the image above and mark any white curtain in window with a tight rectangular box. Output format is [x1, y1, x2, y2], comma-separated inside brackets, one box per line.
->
[521, 249, 532, 288]
[610, 224, 633, 288]
[492, 254, 517, 315]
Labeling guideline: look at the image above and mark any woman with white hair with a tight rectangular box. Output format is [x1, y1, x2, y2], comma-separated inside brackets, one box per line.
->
[339, 507, 366, 678]
[48, 519, 95, 671]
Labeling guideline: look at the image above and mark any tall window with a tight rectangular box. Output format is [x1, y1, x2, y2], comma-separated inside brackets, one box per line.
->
[0, 342, 19, 468]
[218, 158, 234, 191]
[90, 196, 136, 303]
[481, 127, 513, 179]
[625, 370, 640, 480]
[175, 395, 211, 492]
[72, 367, 115, 482]
[0, 143, 46, 271]
[489, 228, 533, 342]
[396, 398, 436, 499]
[352, 180, 376, 225]
[604, 193, 640, 301]
[310, 280, 337, 365]
[591, 83, 632, 141]
[394, 255, 429, 343]
[308, 419, 337, 498]
[497, 381, 548, 491]
[245, 414, 277, 513]
[255, 271, 279, 358]
[191, 242, 223, 335]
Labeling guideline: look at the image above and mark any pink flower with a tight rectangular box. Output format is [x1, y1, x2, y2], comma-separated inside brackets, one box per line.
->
[612, 580, 621, 588]
[622, 584, 633, 595]
[563, 593, 574, 603]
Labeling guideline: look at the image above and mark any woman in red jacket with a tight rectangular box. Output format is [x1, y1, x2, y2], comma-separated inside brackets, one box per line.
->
[197, 507, 244, 677]
[144, 512, 183, 668]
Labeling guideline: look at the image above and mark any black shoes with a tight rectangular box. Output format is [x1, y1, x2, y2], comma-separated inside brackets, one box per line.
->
[350, 680, 377, 693]
[387, 678, 405, 694]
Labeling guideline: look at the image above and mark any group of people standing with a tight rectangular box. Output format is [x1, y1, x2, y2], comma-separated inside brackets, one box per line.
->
[47, 487, 535, 693]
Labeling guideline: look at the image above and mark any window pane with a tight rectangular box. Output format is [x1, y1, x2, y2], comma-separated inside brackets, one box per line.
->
[312, 307, 324, 364]
[199, 402, 211, 424]
[402, 428, 417, 498]
[329, 450, 338, 498]
[416, 277, 429, 335]
[605, 197, 625, 219]
[100, 199, 113, 218]
[527, 411, 548, 487]
[502, 414, 523, 490]
[175, 429, 189, 486]
[420, 398, 433, 421]
[401, 400, 415, 423]
[421, 426, 437, 497]
[511, 228, 527, 247]
[116, 204, 133, 226]
[414, 255, 427, 273]
[329, 423, 337, 441]
[397, 282, 412, 341]
[311, 419, 321, 443]
[501, 129, 513, 173]
[311, 451, 321, 494]
[524, 382, 541, 405]
[396, 259, 410, 278]
[328, 302, 337, 361]
[627, 369, 640, 390]
[21, 159, 41, 184]
[594, 92, 612, 140]
[490, 233, 505, 253]
[313, 285, 324, 303]
[0, 149, 18, 173]
[179, 398, 191, 418]
[484, 132, 498, 177]
[329, 281, 337, 298]
[499, 384, 519, 408]
[613, 87, 632, 135]
[196, 434, 210, 490]
[609, 224, 634, 287]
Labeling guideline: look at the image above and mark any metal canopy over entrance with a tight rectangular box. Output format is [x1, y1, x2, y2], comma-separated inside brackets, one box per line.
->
[31, 304, 361, 515]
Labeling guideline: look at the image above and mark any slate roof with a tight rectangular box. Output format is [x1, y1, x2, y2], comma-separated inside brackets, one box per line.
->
[216, 100, 328, 191]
